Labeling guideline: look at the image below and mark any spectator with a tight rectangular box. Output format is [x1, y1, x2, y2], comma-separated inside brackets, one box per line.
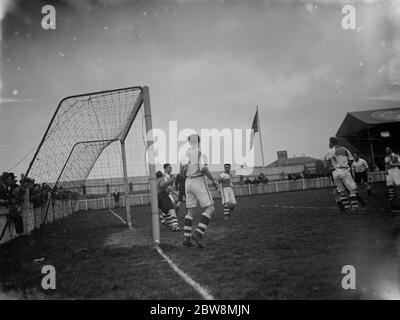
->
[302, 167, 311, 179]
[113, 189, 121, 208]
[0, 172, 26, 208]
[0, 172, 12, 208]
[30, 184, 44, 208]
[372, 164, 380, 172]
[51, 186, 58, 207]
[258, 173, 268, 184]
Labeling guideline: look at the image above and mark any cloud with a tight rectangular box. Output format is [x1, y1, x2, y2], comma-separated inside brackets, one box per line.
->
[162, 53, 330, 123]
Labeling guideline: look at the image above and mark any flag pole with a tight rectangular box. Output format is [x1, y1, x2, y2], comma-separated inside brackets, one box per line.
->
[257, 106, 265, 168]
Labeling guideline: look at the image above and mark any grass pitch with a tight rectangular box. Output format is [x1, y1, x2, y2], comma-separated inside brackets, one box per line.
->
[1, 183, 400, 299]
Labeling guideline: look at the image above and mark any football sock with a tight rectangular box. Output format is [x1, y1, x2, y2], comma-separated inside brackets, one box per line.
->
[340, 193, 350, 210]
[183, 214, 192, 239]
[388, 186, 395, 202]
[336, 199, 345, 211]
[164, 212, 173, 227]
[196, 213, 211, 238]
[168, 210, 179, 228]
[340, 193, 350, 211]
[223, 205, 230, 217]
[350, 192, 359, 210]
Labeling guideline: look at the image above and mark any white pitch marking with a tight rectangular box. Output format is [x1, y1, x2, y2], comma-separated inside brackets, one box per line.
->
[155, 244, 215, 300]
[268, 205, 383, 212]
[265, 205, 339, 210]
[109, 209, 127, 225]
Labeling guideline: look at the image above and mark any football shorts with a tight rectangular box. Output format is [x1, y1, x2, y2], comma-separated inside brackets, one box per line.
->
[221, 187, 236, 205]
[185, 176, 214, 209]
[332, 169, 357, 193]
[386, 168, 400, 186]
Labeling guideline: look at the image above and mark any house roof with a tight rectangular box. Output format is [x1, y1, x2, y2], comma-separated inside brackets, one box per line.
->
[337, 107, 400, 137]
[266, 156, 320, 167]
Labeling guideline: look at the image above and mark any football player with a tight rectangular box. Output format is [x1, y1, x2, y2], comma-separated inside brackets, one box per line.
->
[351, 152, 372, 197]
[384, 147, 400, 210]
[217, 163, 236, 220]
[156, 166, 180, 232]
[180, 134, 219, 248]
[324, 137, 359, 212]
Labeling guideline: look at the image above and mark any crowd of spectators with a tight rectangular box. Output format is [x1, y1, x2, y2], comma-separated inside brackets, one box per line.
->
[242, 173, 270, 185]
[0, 172, 25, 208]
[290, 171, 328, 181]
[239, 170, 331, 185]
[0, 172, 78, 210]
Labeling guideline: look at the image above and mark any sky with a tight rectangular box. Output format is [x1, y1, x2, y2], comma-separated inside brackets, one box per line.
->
[1, 0, 400, 176]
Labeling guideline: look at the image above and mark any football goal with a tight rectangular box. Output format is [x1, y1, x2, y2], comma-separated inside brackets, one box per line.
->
[24, 86, 160, 243]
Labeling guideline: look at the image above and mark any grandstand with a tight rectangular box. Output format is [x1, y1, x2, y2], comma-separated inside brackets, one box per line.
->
[337, 107, 400, 170]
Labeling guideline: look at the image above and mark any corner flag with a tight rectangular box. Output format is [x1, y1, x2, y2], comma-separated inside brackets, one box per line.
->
[249, 110, 259, 150]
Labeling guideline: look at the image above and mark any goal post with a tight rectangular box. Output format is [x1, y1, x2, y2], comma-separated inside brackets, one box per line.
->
[142, 86, 160, 244]
[120, 139, 132, 229]
[23, 85, 160, 244]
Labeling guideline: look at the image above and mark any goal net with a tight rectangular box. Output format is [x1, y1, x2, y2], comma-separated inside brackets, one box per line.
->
[24, 86, 159, 242]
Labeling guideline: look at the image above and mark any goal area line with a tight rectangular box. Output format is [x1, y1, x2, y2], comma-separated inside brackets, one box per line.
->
[109, 209, 127, 225]
[154, 244, 215, 300]
[108, 207, 213, 299]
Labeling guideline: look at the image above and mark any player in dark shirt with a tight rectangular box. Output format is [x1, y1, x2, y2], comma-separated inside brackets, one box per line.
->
[157, 168, 180, 231]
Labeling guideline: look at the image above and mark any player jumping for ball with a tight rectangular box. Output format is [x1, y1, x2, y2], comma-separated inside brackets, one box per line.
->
[217, 163, 236, 220]
[180, 134, 219, 248]
[351, 152, 372, 197]
[384, 147, 400, 210]
[324, 137, 359, 212]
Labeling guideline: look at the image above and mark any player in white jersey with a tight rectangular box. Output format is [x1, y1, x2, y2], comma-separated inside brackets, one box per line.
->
[217, 163, 236, 220]
[384, 147, 400, 209]
[351, 152, 372, 197]
[324, 137, 359, 212]
[180, 134, 219, 248]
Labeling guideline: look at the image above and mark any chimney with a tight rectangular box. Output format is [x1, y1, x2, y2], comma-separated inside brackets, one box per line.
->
[277, 150, 288, 166]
